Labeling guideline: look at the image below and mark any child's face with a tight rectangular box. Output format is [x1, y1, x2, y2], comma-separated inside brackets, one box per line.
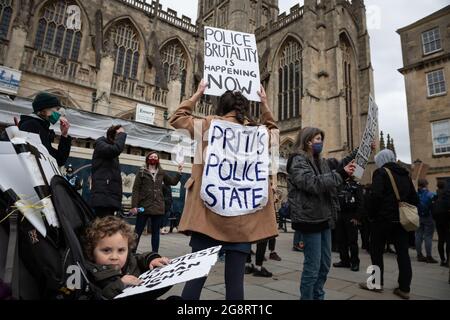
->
[93, 233, 129, 270]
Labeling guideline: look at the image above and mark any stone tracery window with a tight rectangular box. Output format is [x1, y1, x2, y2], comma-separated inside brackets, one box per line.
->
[109, 22, 140, 79]
[340, 33, 354, 150]
[161, 40, 187, 100]
[0, 0, 12, 39]
[278, 40, 302, 121]
[34, 0, 82, 61]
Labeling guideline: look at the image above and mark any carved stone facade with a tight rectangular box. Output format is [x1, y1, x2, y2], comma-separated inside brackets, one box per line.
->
[0, 0, 375, 197]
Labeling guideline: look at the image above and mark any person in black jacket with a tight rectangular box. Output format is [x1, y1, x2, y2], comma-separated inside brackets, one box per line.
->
[359, 149, 419, 300]
[333, 178, 364, 271]
[90, 125, 127, 217]
[431, 181, 450, 267]
[18, 92, 72, 166]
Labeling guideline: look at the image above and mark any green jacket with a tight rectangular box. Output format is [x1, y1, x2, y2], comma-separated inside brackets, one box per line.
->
[86, 251, 160, 299]
[131, 168, 181, 215]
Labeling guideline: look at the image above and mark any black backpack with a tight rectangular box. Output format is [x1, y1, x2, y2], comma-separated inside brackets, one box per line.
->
[2, 175, 102, 300]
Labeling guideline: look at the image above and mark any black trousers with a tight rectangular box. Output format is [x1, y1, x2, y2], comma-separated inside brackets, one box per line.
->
[435, 220, 450, 262]
[359, 216, 371, 250]
[247, 240, 267, 266]
[182, 245, 247, 300]
[336, 215, 360, 266]
[370, 221, 412, 292]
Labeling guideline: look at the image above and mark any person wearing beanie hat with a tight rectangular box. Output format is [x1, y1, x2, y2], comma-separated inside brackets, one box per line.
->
[18, 92, 72, 166]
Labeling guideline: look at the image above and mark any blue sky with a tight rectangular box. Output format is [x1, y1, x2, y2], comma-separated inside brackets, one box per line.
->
[158, 0, 449, 163]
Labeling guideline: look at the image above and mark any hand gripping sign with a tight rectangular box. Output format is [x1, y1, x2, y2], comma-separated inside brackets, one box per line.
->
[200, 120, 270, 217]
[115, 246, 222, 299]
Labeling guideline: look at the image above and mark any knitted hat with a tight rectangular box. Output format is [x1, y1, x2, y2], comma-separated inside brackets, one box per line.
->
[32, 92, 62, 113]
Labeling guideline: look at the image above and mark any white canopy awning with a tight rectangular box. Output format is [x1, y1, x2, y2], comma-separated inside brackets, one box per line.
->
[0, 95, 194, 156]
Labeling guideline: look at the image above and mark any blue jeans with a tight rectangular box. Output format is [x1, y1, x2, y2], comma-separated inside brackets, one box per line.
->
[415, 215, 435, 257]
[300, 228, 331, 300]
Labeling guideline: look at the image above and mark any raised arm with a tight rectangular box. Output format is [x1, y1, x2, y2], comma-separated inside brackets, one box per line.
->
[258, 85, 278, 131]
[169, 80, 208, 138]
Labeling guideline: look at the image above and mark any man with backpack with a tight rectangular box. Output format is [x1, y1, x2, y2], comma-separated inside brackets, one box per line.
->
[415, 179, 438, 263]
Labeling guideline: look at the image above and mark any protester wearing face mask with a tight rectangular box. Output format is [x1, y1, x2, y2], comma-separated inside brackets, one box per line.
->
[287, 127, 356, 300]
[90, 125, 127, 218]
[130, 152, 182, 253]
[18, 92, 72, 166]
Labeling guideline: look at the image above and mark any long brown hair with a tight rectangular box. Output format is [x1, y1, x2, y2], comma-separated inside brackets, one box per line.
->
[145, 151, 163, 170]
[292, 127, 325, 154]
[216, 90, 250, 124]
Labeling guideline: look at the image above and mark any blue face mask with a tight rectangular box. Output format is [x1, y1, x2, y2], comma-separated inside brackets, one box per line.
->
[48, 111, 61, 125]
[312, 142, 323, 155]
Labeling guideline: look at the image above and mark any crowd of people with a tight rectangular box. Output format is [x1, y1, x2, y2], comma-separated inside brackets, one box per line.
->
[2, 87, 449, 300]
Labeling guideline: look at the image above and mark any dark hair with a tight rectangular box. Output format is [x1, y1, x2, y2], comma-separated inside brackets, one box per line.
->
[216, 90, 250, 124]
[418, 179, 429, 188]
[106, 125, 122, 142]
[145, 151, 163, 170]
[437, 180, 446, 190]
[292, 127, 325, 154]
[82, 216, 136, 262]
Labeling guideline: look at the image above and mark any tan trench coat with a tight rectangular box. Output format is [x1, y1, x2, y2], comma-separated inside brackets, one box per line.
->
[169, 99, 278, 243]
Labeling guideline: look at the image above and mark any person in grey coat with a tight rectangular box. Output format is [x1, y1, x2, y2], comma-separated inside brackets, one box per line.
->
[287, 127, 356, 300]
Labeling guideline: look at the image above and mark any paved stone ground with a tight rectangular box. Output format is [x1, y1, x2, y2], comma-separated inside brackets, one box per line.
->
[137, 229, 450, 300]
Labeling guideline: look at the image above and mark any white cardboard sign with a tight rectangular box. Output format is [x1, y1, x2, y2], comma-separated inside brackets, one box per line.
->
[354, 96, 378, 179]
[115, 246, 222, 299]
[204, 26, 261, 102]
[200, 120, 269, 217]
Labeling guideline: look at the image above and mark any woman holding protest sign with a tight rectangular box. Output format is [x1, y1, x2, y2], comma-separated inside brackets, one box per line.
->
[287, 127, 356, 300]
[169, 80, 278, 300]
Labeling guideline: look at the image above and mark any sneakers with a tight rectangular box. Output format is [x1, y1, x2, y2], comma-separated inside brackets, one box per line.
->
[426, 256, 438, 264]
[253, 266, 272, 278]
[333, 261, 351, 268]
[417, 254, 427, 262]
[160, 227, 169, 234]
[244, 264, 255, 274]
[359, 282, 383, 293]
[440, 260, 449, 267]
[269, 252, 282, 261]
[393, 288, 410, 300]
[293, 242, 304, 252]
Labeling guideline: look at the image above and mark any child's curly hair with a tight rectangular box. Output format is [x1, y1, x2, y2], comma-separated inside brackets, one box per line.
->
[83, 216, 136, 262]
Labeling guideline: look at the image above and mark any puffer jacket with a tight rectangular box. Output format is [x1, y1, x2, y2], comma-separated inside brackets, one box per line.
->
[131, 167, 180, 215]
[287, 151, 347, 226]
[90, 133, 127, 210]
